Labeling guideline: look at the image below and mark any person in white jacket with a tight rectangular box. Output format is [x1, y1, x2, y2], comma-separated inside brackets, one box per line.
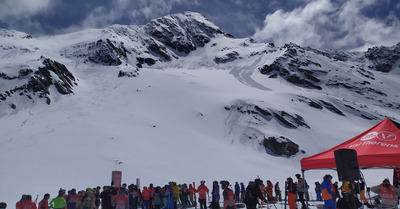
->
[371, 178, 400, 209]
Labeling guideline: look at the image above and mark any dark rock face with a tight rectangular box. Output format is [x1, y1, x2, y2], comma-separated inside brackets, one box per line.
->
[365, 43, 400, 72]
[0, 58, 77, 106]
[224, 101, 310, 157]
[144, 12, 227, 55]
[87, 39, 128, 66]
[263, 136, 302, 157]
[259, 43, 325, 90]
[214, 51, 240, 64]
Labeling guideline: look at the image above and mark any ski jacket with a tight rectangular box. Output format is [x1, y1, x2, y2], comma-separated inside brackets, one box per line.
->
[77, 196, 94, 209]
[114, 194, 129, 209]
[321, 179, 334, 200]
[286, 181, 297, 194]
[197, 184, 209, 199]
[173, 185, 180, 199]
[212, 185, 220, 199]
[189, 186, 196, 196]
[49, 197, 67, 209]
[16, 200, 25, 209]
[297, 177, 307, 192]
[21, 200, 37, 209]
[38, 199, 49, 209]
[371, 184, 400, 209]
[274, 182, 280, 193]
[235, 184, 240, 195]
[141, 188, 152, 201]
[223, 188, 235, 209]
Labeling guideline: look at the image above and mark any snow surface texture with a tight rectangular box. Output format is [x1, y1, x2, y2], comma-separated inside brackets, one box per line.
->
[0, 12, 400, 205]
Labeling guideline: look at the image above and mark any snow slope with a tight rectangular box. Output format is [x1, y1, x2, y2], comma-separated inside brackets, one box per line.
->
[0, 12, 399, 205]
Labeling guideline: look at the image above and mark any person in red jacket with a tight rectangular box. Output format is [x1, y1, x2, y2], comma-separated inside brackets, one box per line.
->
[196, 181, 209, 209]
[21, 195, 37, 209]
[142, 187, 151, 209]
[38, 194, 50, 209]
[16, 195, 26, 209]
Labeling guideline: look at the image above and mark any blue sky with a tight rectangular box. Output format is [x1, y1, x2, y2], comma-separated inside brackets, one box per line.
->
[0, 0, 399, 50]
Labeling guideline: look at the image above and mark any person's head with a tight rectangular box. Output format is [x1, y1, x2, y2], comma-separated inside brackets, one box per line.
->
[43, 193, 50, 200]
[20, 194, 26, 202]
[286, 177, 293, 182]
[295, 174, 301, 179]
[382, 179, 391, 188]
[200, 180, 205, 185]
[324, 174, 332, 180]
[220, 180, 229, 189]
[0, 202, 7, 209]
[25, 195, 32, 201]
[58, 188, 65, 197]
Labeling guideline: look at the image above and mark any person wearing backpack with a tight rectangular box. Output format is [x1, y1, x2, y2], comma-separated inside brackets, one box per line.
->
[296, 174, 307, 209]
[243, 180, 266, 209]
[78, 190, 95, 209]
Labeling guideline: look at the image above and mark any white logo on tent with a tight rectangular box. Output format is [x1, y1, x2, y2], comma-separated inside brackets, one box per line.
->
[361, 132, 378, 141]
[361, 131, 397, 141]
[377, 131, 397, 141]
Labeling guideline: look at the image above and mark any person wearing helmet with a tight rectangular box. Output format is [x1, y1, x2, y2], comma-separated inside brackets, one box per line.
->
[221, 181, 236, 209]
[210, 181, 220, 209]
[0, 202, 7, 209]
[196, 181, 209, 209]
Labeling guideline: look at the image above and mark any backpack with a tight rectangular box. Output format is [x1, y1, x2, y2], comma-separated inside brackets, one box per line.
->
[81, 197, 92, 209]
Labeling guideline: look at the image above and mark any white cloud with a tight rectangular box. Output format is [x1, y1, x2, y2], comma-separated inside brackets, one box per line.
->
[0, 0, 53, 19]
[253, 0, 400, 50]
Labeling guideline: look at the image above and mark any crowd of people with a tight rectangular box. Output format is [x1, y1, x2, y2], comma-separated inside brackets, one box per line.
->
[6, 179, 285, 209]
[4, 175, 400, 209]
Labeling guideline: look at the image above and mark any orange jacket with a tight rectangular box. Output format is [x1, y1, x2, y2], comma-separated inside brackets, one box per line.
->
[21, 200, 37, 209]
[197, 185, 209, 199]
[142, 189, 152, 201]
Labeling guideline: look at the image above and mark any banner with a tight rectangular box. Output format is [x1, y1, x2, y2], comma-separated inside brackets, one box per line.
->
[393, 168, 400, 187]
[111, 171, 122, 187]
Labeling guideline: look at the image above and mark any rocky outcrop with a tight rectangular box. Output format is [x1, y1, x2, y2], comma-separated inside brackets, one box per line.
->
[0, 58, 77, 106]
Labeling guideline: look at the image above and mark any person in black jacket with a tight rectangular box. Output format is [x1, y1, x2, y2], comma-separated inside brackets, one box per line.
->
[243, 179, 267, 209]
[100, 186, 112, 209]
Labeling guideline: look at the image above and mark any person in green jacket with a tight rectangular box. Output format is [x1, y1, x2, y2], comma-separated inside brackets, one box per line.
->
[50, 189, 67, 209]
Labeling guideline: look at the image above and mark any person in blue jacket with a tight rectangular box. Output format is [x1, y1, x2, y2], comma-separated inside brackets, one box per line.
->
[321, 175, 335, 209]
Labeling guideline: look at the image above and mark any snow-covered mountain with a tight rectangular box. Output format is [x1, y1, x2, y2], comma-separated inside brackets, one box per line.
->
[1, 12, 399, 204]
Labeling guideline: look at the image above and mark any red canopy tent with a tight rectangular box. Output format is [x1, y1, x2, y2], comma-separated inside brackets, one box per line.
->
[301, 118, 400, 171]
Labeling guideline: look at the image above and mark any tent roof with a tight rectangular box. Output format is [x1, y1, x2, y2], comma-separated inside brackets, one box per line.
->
[301, 118, 400, 171]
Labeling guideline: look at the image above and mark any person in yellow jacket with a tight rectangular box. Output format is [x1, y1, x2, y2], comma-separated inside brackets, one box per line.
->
[172, 182, 180, 208]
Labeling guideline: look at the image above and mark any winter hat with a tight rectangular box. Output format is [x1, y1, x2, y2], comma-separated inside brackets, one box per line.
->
[0, 202, 7, 209]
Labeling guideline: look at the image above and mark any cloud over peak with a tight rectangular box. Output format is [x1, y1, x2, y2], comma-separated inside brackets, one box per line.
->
[253, 0, 400, 50]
